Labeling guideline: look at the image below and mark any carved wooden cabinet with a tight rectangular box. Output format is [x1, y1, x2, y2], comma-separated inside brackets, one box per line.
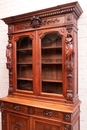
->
[0, 2, 82, 130]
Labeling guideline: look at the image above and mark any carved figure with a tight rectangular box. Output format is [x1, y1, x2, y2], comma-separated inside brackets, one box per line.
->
[65, 34, 74, 61]
[6, 43, 12, 62]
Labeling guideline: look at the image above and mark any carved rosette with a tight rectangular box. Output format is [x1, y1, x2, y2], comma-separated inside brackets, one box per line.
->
[64, 113, 71, 122]
[65, 28, 74, 101]
[64, 124, 71, 130]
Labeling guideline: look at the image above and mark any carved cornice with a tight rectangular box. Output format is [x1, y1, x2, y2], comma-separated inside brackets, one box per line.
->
[2, 2, 83, 24]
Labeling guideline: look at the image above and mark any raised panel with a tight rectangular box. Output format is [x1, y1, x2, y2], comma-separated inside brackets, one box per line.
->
[33, 117, 63, 130]
[7, 112, 29, 130]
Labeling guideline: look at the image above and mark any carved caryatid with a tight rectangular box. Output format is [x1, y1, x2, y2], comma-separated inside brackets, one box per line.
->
[30, 16, 42, 28]
[65, 34, 74, 61]
[6, 42, 12, 69]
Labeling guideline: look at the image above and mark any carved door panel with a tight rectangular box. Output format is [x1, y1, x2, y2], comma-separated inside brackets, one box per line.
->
[7, 112, 29, 130]
[33, 117, 64, 130]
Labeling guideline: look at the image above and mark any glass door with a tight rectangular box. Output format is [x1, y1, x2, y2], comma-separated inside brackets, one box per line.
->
[41, 32, 62, 94]
[16, 36, 33, 91]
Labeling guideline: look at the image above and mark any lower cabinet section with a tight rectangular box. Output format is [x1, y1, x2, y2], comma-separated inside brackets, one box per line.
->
[1, 111, 80, 130]
[7, 113, 29, 130]
[0, 98, 80, 130]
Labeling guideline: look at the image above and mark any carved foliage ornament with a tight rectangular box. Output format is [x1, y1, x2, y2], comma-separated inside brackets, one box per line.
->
[10, 104, 24, 111]
[12, 122, 25, 130]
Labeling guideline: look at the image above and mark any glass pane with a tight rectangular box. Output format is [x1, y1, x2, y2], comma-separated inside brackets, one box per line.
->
[16, 36, 33, 91]
[41, 33, 62, 94]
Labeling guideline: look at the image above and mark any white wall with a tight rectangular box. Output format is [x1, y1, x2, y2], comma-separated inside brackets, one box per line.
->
[0, 0, 87, 130]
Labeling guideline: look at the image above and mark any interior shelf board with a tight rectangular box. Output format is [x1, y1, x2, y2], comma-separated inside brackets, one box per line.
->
[17, 77, 33, 81]
[41, 46, 62, 49]
[42, 79, 62, 83]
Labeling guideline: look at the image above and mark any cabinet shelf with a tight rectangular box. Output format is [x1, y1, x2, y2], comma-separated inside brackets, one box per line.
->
[17, 48, 32, 51]
[41, 46, 62, 50]
[17, 62, 32, 65]
[17, 77, 33, 81]
[42, 62, 62, 64]
[42, 79, 62, 83]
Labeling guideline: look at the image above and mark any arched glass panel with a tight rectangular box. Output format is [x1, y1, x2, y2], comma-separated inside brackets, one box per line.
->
[16, 36, 33, 91]
[41, 33, 62, 94]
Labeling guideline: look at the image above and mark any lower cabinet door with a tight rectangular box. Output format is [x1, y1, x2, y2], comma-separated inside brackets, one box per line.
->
[33, 117, 64, 130]
[7, 112, 30, 130]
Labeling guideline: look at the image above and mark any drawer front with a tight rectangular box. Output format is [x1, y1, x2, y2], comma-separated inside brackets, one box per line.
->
[29, 107, 63, 121]
[6, 102, 28, 114]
